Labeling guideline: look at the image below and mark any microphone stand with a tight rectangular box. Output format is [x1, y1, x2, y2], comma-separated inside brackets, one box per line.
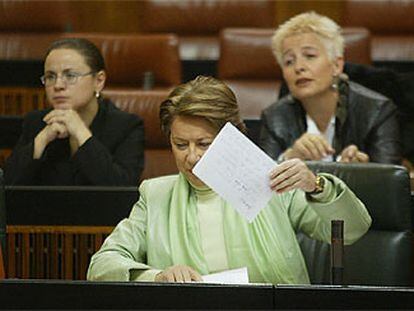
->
[331, 220, 344, 285]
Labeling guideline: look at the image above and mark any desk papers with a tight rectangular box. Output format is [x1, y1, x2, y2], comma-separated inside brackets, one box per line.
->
[202, 267, 249, 284]
[193, 122, 276, 222]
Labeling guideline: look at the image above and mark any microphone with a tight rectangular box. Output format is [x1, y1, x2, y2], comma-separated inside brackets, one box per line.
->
[331, 220, 344, 285]
[142, 71, 154, 90]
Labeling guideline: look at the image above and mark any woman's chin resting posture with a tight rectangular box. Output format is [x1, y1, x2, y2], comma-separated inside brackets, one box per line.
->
[5, 38, 144, 186]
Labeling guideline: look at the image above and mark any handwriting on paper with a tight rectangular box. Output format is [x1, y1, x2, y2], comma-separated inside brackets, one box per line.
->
[193, 122, 276, 222]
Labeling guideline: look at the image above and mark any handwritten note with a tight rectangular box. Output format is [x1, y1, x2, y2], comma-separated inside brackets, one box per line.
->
[193, 122, 276, 222]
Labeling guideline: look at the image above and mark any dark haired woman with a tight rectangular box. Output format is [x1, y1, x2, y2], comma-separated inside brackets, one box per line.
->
[5, 38, 144, 186]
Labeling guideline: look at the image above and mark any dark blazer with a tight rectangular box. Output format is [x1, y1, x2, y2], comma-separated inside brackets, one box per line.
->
[5, 99, 145, 186]
[259, 81, 401, 164]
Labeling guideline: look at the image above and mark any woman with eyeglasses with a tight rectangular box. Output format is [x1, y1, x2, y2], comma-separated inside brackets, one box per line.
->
[5, 38, 145, 186]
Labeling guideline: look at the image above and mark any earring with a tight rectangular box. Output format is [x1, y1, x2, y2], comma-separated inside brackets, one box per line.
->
[331, 74, 339, 90]
[95, 91, 100, 98]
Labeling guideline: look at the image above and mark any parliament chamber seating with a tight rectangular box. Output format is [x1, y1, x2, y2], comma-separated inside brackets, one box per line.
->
[0, 31, 58, 165]
[2, 162, 413, 284]
[0, 1, 74, 85]
[103, 89, 178, 181]
[218, 27, 372, 121]
[0, 32, 181, 113]
[342, 0, 414, 64]
[0, 33, 181, 110]
[138, 0, 276, 62]
[1, 87, 178, 279]
[0, 0, 72, 32]
[0, 33, 60, 63]
[304, 162, 413, 286]
[4, 184, 138, 280]
[217, 26, 414, 192]
[0, 33, 182, 177]
[60, 33, 181, 89]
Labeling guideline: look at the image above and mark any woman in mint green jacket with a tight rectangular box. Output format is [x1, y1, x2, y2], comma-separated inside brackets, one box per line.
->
[87, 76, 371, 284]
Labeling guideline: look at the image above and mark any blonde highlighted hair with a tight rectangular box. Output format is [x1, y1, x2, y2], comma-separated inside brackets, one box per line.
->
[272, 12, 344, 65]
[160, 76, 246, 136]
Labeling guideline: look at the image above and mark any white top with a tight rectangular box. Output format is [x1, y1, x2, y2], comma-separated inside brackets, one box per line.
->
[306, 114, 336, 162]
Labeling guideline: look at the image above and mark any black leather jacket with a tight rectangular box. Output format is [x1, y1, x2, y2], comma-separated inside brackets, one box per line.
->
[259, 81, 402, 164]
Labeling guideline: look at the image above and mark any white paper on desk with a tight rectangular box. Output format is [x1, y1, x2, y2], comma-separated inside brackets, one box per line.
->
[192, 122, 276, 222]
[202, 267, 249, 284]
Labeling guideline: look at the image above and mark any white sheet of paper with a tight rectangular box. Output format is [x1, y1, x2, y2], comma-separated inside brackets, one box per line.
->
[193, 122, 276, 222]
[202, 267, 249, 284]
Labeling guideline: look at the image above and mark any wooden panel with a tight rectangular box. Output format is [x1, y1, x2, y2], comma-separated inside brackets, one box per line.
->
[0, 87, 47, 115]
[275, 0, 344, 25]
[0, 87, 47, 167]
[68, 1, 143, 33]
[6, 225, 113, 280]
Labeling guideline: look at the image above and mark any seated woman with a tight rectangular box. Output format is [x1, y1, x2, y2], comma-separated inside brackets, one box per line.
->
[5, 38, 144, 186]
[259, 12, 401, 164]
[87, 76, 371, 284]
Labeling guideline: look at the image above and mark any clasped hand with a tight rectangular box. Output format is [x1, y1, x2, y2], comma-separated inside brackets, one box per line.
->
[284, 133, 334, 160]
[284, 133, 369, 163]
[39, 108, 92, 146]
[33, 108, 92, 159]
[339, 144, 370, 163]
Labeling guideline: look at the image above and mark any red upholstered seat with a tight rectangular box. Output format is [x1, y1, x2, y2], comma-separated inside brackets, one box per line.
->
[61, 33, 181, 88]
[103, 89, 178, 181]
[138, 0, 276, 61]
[342, 0, 414, 62]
